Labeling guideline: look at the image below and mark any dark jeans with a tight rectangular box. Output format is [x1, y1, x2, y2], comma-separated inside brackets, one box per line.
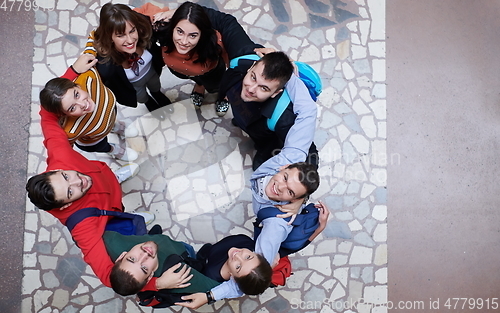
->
[75, 137, 112, 153]
[242, 120, 320, 169]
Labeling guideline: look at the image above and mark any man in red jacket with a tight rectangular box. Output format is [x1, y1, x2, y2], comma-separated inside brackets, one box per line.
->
[25, 54, 141, 288]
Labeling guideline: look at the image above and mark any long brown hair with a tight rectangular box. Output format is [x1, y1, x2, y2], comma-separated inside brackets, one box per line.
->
[94, 2, 152, 65]
[155, 1, 220, 65]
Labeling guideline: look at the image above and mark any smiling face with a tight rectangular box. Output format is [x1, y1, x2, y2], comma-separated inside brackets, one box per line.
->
[116, 241, 159, 283]
[240, 61, 283, 103]
[60, 86, 96, 117]
[47, 170, 93, 207]
[112, 21, 139, 54]
[226, 248, 260, 278]
[172, 19, 201, 55]
[265, 167, 307, 202]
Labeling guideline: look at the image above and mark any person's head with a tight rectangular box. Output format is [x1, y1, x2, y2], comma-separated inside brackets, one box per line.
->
[110, 241, 160, 296]
[40, 78, 96, 117]
[94, 2, 152, 64]
[240, 51, 294, 103]
[226, 248, 272, 295]
[158, 1, 219, 64]
[26, 170, 93, 210]
[265, 162, 320, 203]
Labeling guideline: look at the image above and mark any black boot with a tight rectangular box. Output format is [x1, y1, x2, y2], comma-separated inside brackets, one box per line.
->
[145, 96, 166, 120]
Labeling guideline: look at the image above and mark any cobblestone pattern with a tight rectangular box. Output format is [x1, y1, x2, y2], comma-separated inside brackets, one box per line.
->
[23, 0, 387, 312]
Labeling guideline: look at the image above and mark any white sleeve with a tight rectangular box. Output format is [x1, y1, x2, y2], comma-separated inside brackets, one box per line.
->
[280, 74, 318, 162]
[211, 278, 244, 300]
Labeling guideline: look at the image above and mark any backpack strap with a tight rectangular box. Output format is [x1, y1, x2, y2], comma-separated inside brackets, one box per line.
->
[253, 206, 282, 241]
[229, 54, 260, 69]
[65, 207, 101, 232]
[254, 207, 293, 229]
[65, 207, 131, 232]
[266, 91, 291, 131]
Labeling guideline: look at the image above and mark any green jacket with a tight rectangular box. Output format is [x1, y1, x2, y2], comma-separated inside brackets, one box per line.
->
[103, 231, 220, 293]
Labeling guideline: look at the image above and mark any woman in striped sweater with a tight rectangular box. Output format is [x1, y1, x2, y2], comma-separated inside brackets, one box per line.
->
[39, 54, 140, 162]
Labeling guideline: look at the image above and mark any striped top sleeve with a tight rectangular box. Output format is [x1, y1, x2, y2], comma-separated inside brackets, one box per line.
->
[84, 30, 97, 57]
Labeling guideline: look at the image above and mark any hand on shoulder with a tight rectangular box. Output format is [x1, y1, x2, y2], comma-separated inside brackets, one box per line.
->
[72, 54, 97, 74]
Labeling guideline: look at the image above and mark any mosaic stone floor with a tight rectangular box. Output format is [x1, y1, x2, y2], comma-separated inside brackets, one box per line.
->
[23, 0, 387, 312]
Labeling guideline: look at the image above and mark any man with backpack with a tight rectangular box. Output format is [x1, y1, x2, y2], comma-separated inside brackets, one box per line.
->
[178, 76, 329, 307]
[217, 51, 320, 170]
[25, 57, 143, 289]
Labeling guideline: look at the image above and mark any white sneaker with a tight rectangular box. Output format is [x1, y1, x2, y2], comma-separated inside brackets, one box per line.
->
[108, 143, 138, 162]
[133, 211, 155, 225]
[124, 125, 139, 138]
[114, 163, 140, 184]
[113, 121, 139, 138]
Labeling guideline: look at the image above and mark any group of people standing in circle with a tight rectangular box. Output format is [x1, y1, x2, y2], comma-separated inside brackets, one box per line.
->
[28, 0, 329, 310]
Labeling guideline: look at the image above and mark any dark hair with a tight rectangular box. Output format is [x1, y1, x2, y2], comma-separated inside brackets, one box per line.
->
[287, 162, 320, 199]
[26, 172, 64, 211]
[94, 2, 153, 65]
[155, 1, 220, 65]
[110, 259, 148, 296]
[233, 254, 272, 295]
[39, 77, 78, 116]
[256, 51, 294, 89]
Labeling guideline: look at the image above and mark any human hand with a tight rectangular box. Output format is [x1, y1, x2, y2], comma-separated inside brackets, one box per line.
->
[308, 200, 331, 242]
[72, 54, 97, 74]
[175, 292, 208, 309]
[275, 200, 303, 225]
[278, 164, 290, 172]
[315, 200, 330, 227]
[254, 47, 276, 57]
[152, 10, 174, 23]
[155, 263, 193, 289]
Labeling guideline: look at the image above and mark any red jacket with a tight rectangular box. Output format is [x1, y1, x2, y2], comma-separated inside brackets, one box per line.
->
[40, 78, 121, 287]
[40, 67, 161, 290]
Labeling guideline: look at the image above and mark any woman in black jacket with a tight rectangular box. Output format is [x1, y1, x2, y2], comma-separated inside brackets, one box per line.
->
[89, 3, 171, 120]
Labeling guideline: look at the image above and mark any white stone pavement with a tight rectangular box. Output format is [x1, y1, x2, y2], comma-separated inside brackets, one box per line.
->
[23, 0, 387, 312]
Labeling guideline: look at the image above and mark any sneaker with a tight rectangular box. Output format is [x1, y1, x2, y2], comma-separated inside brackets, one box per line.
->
[133, 211, 155, 226]
[148, 224, 163, 235]
[190, 91, 204, 108]
[215, 99, 230, 117]
[112, 121, 139, 138]
[114, 163, 140, 184]
[108, 143, 138, 162]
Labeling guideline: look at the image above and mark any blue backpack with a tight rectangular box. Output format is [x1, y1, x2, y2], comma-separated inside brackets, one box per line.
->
[65, 207, 147, 236]
[253, 203, 320, 257]
[230, 54, 322, 131]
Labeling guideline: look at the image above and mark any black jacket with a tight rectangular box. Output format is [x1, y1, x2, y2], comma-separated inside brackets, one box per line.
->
[95, 12, 164, 108]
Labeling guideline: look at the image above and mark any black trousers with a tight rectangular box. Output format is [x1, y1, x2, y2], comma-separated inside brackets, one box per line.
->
[75, 137, 112, 153]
